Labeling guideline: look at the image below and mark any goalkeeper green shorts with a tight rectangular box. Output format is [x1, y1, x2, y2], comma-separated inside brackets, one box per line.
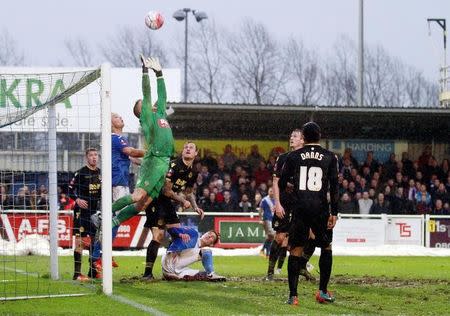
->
[135, 155, 170, 199]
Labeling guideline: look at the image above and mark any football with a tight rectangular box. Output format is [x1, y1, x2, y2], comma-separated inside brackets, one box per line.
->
[145, 11, 164, 30]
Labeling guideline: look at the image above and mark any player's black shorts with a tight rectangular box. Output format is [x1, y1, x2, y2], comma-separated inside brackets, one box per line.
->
[288, 201, 333, 249]
[73, 209, 97, 237]
[144, 195, 180, 229]
[272, 209, 292, 233]
[272, 194, 295, 233]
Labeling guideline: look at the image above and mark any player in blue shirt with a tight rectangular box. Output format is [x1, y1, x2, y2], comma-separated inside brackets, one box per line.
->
[111, 112, 144, 200]
[161, 227, 225, 282]
[259, 187, 275, 257]
[90, 113, 144, 276]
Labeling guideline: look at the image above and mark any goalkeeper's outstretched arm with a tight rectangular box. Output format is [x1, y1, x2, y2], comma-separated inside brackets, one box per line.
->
[147, 57, 167, 116]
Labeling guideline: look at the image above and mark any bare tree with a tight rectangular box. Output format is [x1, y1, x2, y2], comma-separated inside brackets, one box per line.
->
[404, 67, 439, 107]
[282, 38, 322, 105]
[322, 36, 357, 106]
[100, 26, 167, 67]
[224, 18, 286, 104]
[0, 28, 25, 66]
[186, 20, 228, 103]
[64, 38, 96, 67]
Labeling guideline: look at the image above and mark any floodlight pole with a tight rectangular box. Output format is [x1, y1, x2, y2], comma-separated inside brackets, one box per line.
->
[173, 8, 208, 103]
[184, 8, 190, 103]
[357, 0, 364, 107]
[427, 18, 448, 107]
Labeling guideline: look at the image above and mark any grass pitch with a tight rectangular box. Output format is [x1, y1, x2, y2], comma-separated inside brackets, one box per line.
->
[0, 255, 449, 315]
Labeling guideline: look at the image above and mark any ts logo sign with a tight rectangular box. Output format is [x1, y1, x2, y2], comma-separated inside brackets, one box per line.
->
[396, 223, 411, 237]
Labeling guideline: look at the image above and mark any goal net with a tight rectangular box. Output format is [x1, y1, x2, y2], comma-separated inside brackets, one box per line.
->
[0, 65, 112, 300]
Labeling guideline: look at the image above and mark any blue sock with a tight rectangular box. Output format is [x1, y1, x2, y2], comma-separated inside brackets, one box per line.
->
[92, 240, 101, 261]
[92, 227, 119, 261]
[201, 249, 214, 274]
[112, 226, 119, 240]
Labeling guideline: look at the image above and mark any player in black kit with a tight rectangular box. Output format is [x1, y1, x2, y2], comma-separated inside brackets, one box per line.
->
[68, 148, 101, 281]
[267, 129, 316, 281]
[142, 142, 204, 280]
[280, 122, 339, 306]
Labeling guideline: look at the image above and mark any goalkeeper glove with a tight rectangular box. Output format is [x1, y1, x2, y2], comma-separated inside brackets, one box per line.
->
[148, 57, 163, 77]
[140, 54, 151, 73]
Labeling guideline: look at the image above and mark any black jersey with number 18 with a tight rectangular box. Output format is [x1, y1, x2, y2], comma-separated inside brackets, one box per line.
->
[280, 144, 339, 215]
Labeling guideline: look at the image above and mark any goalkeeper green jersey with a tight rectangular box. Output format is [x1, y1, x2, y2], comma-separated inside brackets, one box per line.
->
[140, 74, 175, 158]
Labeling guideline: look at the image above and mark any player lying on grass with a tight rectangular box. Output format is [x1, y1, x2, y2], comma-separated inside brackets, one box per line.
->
[162, 226, 226, 282]
[142, 141, 204, 281]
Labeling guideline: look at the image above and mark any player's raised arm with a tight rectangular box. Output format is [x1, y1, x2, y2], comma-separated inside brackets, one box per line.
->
[147, 57, 167, 116]
[140, 54, 152, 103]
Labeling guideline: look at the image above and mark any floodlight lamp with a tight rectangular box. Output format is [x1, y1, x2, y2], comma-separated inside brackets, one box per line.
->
[193, 10, 208, 22]
[173, 10, 186, 21]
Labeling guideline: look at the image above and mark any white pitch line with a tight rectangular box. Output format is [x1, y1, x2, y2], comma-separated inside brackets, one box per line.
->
[4, 266, 40, 277]
[111, 294, 168, 316]
[1, 293, 90, 301]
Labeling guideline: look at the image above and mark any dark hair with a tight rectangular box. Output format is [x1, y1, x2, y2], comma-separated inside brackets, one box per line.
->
[85, 148, 98, 156]
[208, 230, 220, 245]
[133, 99, 142, 118]
[302, 121, 321, 143]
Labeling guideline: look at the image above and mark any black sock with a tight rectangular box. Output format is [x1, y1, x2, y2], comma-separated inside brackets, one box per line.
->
[88, 242, 95, 278]
[319, 249, 333, 292]
[267, 242, 280, 275]
[303, 241, 315, 261]
[277, 247, 287, 270]
[144, 240, 160, 277]
[288, 255, 301, 297]
[298, 256, 308, 270]
[74, 251, 82, 277]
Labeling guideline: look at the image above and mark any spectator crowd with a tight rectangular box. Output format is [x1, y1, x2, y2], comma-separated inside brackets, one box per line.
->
[1, 144, 449, 216]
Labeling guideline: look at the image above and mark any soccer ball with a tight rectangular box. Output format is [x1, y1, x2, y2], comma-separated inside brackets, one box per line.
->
[145, 11, 164, 30]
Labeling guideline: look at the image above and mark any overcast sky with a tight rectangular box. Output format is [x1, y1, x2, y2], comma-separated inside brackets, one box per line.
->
[2, 0, 449, 81]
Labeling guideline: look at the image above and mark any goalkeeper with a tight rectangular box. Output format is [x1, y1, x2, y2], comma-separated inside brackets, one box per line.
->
[92, 55, 174, 272]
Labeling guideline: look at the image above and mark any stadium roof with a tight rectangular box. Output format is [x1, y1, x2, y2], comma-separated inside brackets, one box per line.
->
[167, 102, 450, 141]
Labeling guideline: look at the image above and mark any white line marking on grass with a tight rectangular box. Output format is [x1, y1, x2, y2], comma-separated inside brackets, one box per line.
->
[111, 294, 168, 316]
[4, 266, 39, 277]
[1, 293, 90, 301]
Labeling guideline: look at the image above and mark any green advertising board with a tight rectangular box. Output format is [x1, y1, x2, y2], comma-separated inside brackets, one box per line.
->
[214, 217, 266, 248]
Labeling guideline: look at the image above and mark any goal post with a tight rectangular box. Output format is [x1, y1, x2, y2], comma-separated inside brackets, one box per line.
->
[0, 63, 112, 299]
[100, 63, 112, 295]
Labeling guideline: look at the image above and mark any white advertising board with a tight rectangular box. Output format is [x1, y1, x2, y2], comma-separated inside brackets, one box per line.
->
[333, 218, 385, 247]
[385, 217, 423, 245]
[0, 67, 181, 133]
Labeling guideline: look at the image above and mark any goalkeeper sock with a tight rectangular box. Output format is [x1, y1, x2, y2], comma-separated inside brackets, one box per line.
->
[267, 241, 280, 275]
[112, 204, 138, 227]
[112, 195, 133, 213]
[319, 249, 333, 293]
[201, 249, 214, 274]
[277, 247, 287, 270]
[288, 255, 301, 297]
[74, 251, 82, 277]
[144, 240, 160, 277]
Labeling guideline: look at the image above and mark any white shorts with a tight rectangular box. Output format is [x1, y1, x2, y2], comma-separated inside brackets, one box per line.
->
[263, 220, 275, 236]
[112, 186, 130, 202]
[161, 249, 201, 279]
